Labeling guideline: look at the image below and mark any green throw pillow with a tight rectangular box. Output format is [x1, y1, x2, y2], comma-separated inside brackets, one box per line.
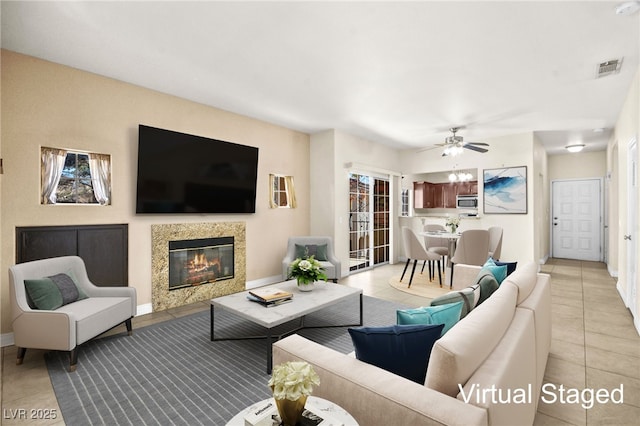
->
[24, 273, 87, 310]
[396, 301, 464, 335]
[429, 286, 479, 319]
[474, 271, 500, 305]
[294, 244, 328, 261]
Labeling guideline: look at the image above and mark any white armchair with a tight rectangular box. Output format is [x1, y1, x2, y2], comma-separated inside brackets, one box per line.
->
[9, 256, 136, 371]
[282, 236, 342, 282]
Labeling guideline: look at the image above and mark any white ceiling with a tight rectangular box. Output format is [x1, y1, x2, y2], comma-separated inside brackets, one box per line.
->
[2, 1, 638, 155]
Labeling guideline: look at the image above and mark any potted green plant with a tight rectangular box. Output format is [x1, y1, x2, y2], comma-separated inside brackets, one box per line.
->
[288, 256, 327, 291]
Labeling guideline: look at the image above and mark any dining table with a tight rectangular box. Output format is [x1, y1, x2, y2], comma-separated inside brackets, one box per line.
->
[418, 230, 461, 267]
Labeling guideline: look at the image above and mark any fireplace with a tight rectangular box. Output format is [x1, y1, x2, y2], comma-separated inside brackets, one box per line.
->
[168, 237, 234, 290]
[152, 222, 245, 312]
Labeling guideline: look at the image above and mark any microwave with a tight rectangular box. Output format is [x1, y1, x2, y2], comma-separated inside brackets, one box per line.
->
[456, 195, 478, 209]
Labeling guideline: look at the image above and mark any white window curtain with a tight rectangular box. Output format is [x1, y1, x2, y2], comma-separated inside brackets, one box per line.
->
[285, 175, 297, 208]
[269, 174, 297, 208]
[41, 147, 67, 204]
[89, 153, 111, 205]
[269, 173, 278, 208]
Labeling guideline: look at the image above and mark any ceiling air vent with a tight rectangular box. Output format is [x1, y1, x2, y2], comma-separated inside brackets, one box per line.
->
[596, 58, 623, 78]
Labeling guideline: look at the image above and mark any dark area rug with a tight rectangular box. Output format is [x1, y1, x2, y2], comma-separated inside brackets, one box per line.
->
[46, 295, 406, 425]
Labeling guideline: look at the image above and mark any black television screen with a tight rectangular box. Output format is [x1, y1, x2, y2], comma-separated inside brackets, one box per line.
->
[135, 125, 259, 214]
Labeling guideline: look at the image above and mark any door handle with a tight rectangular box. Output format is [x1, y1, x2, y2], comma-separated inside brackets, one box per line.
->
[624, 235, 632, 241]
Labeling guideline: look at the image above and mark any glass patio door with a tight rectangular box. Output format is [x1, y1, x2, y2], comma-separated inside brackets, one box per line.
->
[349, 173, 390, 272]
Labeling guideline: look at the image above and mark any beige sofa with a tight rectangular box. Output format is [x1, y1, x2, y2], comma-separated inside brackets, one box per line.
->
[272, 261, 551, 425]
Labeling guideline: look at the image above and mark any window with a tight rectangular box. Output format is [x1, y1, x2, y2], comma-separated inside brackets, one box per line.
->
[57, 152, 96, 203]
[269, 174, 297, 208]
[41, 147, 111, 205]
[401, 189, 410, 217]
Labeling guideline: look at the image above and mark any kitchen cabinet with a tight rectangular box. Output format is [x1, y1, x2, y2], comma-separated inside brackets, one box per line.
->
[413, 180, 478, 209]
[443, 183, 458, 208]
[457, 181, 479, 195]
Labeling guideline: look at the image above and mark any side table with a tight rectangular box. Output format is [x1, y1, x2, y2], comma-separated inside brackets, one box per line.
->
[226, 395, 358, 425]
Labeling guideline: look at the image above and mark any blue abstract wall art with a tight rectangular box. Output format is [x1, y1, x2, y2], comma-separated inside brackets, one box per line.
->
[483, 166, 527, 214]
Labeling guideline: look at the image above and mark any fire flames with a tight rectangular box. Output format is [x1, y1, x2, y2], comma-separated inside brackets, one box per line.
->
[189, 252, 220, 273]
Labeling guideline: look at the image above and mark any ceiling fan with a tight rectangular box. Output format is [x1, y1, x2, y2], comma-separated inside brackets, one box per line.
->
[439, 127, 489, 156]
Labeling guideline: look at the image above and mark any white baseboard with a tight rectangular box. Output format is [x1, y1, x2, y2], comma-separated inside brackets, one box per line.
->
[1, 333, 15, 347]
[608, 264, 619, 278]
[616, 281, 628, 307]
[245, 275, 284, 290]
[137, 303, 153, 316]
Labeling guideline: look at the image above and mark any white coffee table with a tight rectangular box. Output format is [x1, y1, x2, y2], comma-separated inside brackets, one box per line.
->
[210, 280, 363, 373]
[226, 395, 358, 425]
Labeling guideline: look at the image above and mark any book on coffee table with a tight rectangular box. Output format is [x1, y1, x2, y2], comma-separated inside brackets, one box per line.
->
[243, 399, 343, 426]
[247, 294, 293, 308]
[249, 288, 293, 303]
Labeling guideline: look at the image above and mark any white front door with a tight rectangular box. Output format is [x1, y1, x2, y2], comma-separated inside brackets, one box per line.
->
[552, 179, 602, 261]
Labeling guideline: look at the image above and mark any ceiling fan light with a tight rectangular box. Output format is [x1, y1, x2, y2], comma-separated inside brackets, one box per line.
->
[566, 144, 585, 153]
[615, 1, 640, 15]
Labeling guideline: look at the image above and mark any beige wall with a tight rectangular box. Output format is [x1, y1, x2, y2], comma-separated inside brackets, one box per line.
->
[533, 135, 550, 264]
[310, 130, 402, 276]
[548, 151, 607, 180]
[609, 65, 639, 332]
[1, 50, 311, 335]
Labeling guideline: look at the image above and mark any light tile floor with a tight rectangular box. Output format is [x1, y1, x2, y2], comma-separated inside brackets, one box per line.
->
[1, 259, 638, 425]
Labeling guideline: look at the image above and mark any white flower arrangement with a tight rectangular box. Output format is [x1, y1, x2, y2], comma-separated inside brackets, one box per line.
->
[445, 216, 460, 227]
[445, 216, 460, 233]
[268, 361, 321, 401]
[288, 256, 327, 285]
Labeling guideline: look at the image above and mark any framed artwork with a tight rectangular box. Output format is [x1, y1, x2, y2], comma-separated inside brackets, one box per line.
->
[483, 166, 527, 214]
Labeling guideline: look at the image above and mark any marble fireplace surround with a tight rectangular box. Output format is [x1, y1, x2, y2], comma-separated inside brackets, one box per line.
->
[151, 222, 246, 311]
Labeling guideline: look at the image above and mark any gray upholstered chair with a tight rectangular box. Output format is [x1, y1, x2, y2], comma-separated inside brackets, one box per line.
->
[449, 229, 490, 287]
[401, 227, 443, 287]
[282, 236, 341, 282]
[488, 226, 504, 260]
[9, 256, 136, 371]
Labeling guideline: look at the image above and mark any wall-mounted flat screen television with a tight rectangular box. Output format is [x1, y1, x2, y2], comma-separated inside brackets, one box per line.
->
[136, 125, 259, 214]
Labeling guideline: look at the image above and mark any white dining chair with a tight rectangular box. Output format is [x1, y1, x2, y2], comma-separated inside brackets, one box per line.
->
[488, 226, 503, 260]
[422, 224, 449, 277]
[449, 229, 490, 288]
[401, 227, 444, 287]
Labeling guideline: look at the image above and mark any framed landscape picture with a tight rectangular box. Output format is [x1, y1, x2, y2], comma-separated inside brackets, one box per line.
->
[483, 166, 527, 214]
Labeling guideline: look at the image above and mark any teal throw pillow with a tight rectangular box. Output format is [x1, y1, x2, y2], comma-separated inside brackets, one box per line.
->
[482, 258, 508, 284]
[396, 301, 464, 335]
[24, 273, 87, 310]
[294, 244, 328, 261]
[348, 324, 444, 384]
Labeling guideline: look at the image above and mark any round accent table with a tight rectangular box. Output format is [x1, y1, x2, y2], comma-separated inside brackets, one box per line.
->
[226, 395, 358, 425]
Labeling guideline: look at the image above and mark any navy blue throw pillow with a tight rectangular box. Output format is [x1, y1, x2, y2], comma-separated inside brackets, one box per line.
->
[348, 324, 444, 384]
[495, 260, 517, 276]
